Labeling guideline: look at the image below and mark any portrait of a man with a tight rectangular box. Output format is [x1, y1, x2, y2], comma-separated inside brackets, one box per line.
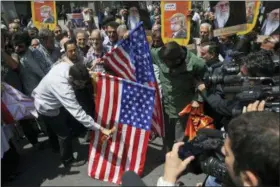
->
[261, 3, 280, 36]
[211, 1, 247, 29]
[169, 13, 187, 39]
[40, 5, 54, 24]
[246, 1, 255, 24]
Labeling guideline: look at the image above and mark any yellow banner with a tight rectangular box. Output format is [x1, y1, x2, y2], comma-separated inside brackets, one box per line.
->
[238, 0, 261, 35]
[31, 0, 57, 30]
[161, 1, 192, 46]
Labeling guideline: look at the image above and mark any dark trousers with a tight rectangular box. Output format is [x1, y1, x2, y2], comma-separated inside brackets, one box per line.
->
[40, 108, 73, 162]
[20, 119, 39, 145]
[163, 112, 188, 153]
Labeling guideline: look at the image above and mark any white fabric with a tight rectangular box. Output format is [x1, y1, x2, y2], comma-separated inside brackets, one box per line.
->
[192, 12, 201, 22]
[32, 56, 100, 130]
[261, 19, 279, 35]
[157, 177, 175, 186]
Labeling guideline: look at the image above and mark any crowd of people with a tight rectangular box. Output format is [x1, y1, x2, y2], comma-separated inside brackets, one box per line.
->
[1, 2, 279, 187]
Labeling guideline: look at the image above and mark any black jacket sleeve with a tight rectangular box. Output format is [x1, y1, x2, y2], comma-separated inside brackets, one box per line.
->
[200, 85, 238, 117]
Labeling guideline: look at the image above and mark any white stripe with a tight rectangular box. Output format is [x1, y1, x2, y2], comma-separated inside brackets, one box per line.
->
[95, 77, 115, 179]
[119, 47, 136, 71]
[103, 79, 122, 181]
[124, 127, 136, 170]
[113, 52, 135, 81]
[88, 75, 104, 176]
[106, 56, 130, 80]
[112, 124, 127, 183]
[134, 129, 146, 173]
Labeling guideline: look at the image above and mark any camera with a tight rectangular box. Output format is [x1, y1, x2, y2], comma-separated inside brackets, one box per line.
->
[178, 129, 233, 185]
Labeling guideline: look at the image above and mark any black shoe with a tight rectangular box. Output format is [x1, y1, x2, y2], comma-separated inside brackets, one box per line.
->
[63, 158, 86, 168]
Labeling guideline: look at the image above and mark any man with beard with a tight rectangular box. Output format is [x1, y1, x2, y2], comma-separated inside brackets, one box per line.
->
[11, 31, 45, 149]
[53, 25, 63, 49]
[211, 1, 246, 29]
[261, 8, 280, 36]
[127, 6, 140, 30]
[169, 13, 187, 39]
[85, 29, 107, 72]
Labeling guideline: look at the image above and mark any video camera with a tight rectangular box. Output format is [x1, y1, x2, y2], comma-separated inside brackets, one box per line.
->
[178, 129, 233, 185]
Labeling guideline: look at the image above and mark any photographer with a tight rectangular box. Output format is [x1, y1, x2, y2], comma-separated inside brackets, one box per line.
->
[197, 50, 276, 128]
[198, 42, 224, 128]
[157, 102, 279, 187]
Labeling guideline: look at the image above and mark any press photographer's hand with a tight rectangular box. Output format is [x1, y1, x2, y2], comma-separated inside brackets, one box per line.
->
[163, 142, 195, 183]
[242, 100, 265, 113]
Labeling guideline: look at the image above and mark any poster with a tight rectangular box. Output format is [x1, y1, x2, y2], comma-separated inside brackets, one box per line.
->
[31, 0, 57, 30]
[210, 1, 247, 37]
[66, 13, 85, 28]
[259, 1, 280, 36]
[238, 0, 261, 35]
[161, 1, 191, 46]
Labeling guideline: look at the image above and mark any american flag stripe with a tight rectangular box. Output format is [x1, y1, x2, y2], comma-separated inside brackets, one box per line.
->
[104, 47, 136, 81]
[96, 79, 115, 180]
[88, 74, 151, 184]
[103, 47, 164, 137]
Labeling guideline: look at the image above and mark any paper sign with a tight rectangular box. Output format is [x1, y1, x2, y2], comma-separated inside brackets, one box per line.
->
[31, 0, 57, 30]
[161, 1, 191, 46]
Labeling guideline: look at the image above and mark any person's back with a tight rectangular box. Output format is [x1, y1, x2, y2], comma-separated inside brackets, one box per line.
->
[32, 62, 72, 116]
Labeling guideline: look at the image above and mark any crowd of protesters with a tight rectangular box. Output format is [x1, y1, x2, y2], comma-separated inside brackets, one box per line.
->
[1, 1, 279, 187]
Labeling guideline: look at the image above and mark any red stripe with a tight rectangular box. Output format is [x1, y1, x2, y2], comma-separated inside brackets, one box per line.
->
[90, 76, 108, 176]
[119, 125, 132, 178]
[99, 77, 115, 180]
[89, 75, 103, 176]
[137, 131, 150, 176]
[108, 124, 123, 182]
[129, 128, 141, 171]
[115, 48, 135, 76]
[107, 79, 122, 181]
[109, 53, 135, 81]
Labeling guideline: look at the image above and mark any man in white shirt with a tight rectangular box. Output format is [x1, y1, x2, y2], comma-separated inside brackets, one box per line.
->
[32, 40, 113, 167]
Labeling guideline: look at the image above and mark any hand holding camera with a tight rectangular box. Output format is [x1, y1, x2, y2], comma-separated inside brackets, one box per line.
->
[163, 142, 195, 184]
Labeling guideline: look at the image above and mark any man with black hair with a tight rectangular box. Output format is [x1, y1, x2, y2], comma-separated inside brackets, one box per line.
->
[11, 31, 45, 149]
[151, 41, 206, 152]
[32, 40, 114, 167]
[158, 104, 279, 187]
[223, 110, 279, 186]
[103, 21, 120, 52]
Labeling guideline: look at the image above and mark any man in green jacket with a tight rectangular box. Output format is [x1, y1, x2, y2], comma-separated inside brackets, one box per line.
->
[151, 41, 206, 152]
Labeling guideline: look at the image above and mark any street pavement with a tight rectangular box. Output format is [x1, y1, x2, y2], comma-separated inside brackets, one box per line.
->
[4, 19, 205, 187]
[4, 134, 205, 186]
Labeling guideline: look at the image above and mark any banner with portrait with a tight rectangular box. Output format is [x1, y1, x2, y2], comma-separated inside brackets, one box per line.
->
[31, 0, 57, 30]
[66, 13, 85, 28]
[237, 0, 261, 35]
[210, 1, 247, 37]
[161, 1, 192, 46]
[259, 1, 280, 37]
